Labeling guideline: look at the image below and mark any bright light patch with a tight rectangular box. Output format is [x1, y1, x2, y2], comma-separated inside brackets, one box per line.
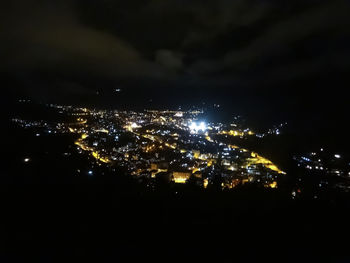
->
[334, 154, 341, 159]
[24, 158, 30, 162]
[189, 121, 207, 133]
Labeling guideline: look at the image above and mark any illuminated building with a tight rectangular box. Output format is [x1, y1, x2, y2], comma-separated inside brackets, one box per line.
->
[172, 171, 191, 183]
[189, 121, 207, 133]
[193, 150, 200, 159]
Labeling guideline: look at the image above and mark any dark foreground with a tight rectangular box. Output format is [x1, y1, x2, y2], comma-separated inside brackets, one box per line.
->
[1, 183, 350, 263]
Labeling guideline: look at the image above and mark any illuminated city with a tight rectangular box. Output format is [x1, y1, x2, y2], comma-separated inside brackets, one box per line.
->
[12, 101, 288, 190]
[2, 0, 350, 262]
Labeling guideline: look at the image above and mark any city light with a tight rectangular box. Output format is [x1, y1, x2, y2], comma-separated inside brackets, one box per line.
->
[13, 103, 291, 191]
[189, 121, 207, 133]
[131, 123, 139, 128]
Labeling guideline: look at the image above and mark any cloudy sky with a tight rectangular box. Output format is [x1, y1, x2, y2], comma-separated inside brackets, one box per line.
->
[2, 0, 349, 120]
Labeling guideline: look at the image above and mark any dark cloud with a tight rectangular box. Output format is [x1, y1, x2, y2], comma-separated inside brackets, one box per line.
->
[189, 1, 350, 75]
[1, 0, 170, 79]
[1, 0, 350, 117]
[155, 50, 183, 71]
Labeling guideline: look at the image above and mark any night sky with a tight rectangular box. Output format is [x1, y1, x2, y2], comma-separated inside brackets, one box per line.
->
[2, 0, 349, 124]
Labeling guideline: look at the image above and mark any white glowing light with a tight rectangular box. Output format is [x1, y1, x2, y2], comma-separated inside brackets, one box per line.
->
[24, 158, 30, 162]
[189, 121, 207, 133]
[334, 154, 341, 159]
[189, 122, 197, 131]
[130, 123, 141, 129]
